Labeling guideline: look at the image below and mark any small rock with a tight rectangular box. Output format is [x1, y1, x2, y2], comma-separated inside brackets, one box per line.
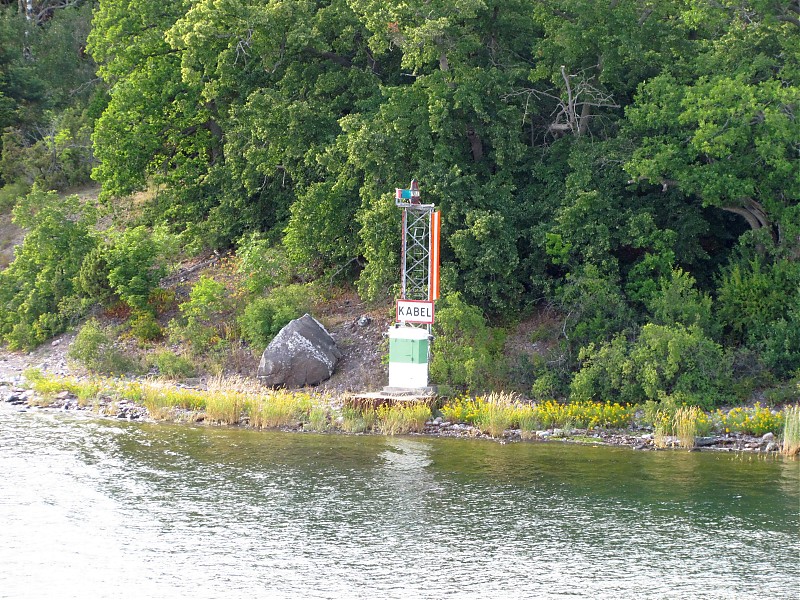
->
[761, 432, 774, 442]
[641, 433, 653, 440]
[695, 436, 717, 447]
[55, 391, 70, 400]
[357, 315, 372, 327]
[765, 442, 779, 452]
[51, 339, 61, 347]
[433, 416, 442, 425]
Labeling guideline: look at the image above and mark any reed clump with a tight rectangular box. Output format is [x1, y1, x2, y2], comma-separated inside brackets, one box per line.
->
[306, 406, 331, 432]
[517, 404, 541, 440]
[474, 391, 517, 438]
[135, 382, 207, 420]
[205, 391, 246, 425]
[673, 406, 701, 449]
[781, 405, 800, 457]
[248, 390, 312, 429]
[653, 411, 671, 448]
[341, 407, 377, 433]
[378, 402, 431, 435]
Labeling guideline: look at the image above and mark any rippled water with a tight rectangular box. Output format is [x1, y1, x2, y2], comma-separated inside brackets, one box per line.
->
[1, 404, 798, 599]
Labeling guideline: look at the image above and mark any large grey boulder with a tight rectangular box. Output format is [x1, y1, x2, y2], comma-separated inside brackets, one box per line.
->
[257, 314, 342, 388]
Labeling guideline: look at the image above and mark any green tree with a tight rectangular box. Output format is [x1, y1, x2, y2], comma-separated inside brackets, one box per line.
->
[0, 187, 96, 348]
[625, 3, 799, 255]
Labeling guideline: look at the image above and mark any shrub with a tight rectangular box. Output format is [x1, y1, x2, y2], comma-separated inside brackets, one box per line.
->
[238, 283, 316, 351]
[236, 232, 291, 293]
[429, 292, 506, 390]
[761, 308, 800, 379]
[717, 258, 800, 346]
[128, 310, 162, 343]
[717, 403, 785, 437]
[570, 323, 733, 409]
[147, 287, 177, 314]
[170, 276, 231, 353]
[0, 188, 96, 349]
[104, 226, 169, 312]
[77, 245, 115, 306]
[0, 181, 28, 213]
[646, 268, 717, 338]
[68, 319, 135, 374]
[151, 350, 195, 379]
[557, 264, 636, 350]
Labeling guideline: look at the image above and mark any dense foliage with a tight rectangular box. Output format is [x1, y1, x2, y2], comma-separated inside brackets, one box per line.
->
[1, 1, 798, 402]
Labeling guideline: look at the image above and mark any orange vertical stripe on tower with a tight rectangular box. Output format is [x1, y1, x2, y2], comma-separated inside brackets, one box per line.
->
[429, 210, 441, 300]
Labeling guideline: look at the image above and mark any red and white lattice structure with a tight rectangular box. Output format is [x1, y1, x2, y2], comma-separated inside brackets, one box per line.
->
[395, 179, 441, 330]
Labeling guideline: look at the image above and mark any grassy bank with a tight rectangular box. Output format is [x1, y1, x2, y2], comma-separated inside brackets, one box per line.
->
[19, 369, 800, 455]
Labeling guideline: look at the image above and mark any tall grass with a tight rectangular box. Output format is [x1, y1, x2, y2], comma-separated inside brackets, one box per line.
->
[378, 402, 431, 435]
[653, 411, 671, 448]
[136, 382, 207, 420]
[248, 390, 312, 429]
[205, 391, 246, 424]
[474, 391, 516, 437]
[440, 394, 634, 434]
[306, 406, 330, 432]
[341, 407, 377, 433]
[781, 405, 800, 457]
[673, 406, 701, 449]
[517, 404, 541, 440]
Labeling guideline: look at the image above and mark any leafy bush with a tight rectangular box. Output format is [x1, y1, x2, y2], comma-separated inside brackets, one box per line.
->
[646, 268, 717, 337]
[77, 245, 115, 306]
[238, 284, 316, 351]
[104, 225, 170, 312]
[151, 350, 196, 379]
[0, 180, 28, 213]
[761, 308, 800, 379]
[128, 310, 162, 343]
[0, 188, 96, 349]
[570, 323, 733, 409]
[68, 319, 135, 374]
[557, 264, 635, 351]
[717, 404, 784, 437]
[236, 232, 290, 293]
[429, 293, 506, 391]
[717, 258, 800, 346]
[170, 276, 231, 352]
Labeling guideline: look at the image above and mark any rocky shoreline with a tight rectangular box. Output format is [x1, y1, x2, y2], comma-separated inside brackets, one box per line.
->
[1, 380, 785, 454]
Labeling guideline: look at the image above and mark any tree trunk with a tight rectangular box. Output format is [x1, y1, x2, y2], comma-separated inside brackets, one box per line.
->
[722, 198, 776, 243]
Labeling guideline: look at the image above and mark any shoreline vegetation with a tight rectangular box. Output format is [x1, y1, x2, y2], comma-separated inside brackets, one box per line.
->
[6, 369, 799, 457]
[1, 3, 798, 474]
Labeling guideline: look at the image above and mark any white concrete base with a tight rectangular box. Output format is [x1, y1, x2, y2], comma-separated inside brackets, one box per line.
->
[388, 361, 428, 389]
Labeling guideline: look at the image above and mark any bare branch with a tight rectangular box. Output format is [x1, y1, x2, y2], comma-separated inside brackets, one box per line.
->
[777, 15, 800, 28]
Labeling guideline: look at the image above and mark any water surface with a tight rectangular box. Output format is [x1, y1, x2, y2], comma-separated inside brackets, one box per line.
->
[1, 404, 797, 599]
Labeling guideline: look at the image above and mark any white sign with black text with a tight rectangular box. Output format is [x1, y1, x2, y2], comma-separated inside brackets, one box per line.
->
[396, 299, 435, 324]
